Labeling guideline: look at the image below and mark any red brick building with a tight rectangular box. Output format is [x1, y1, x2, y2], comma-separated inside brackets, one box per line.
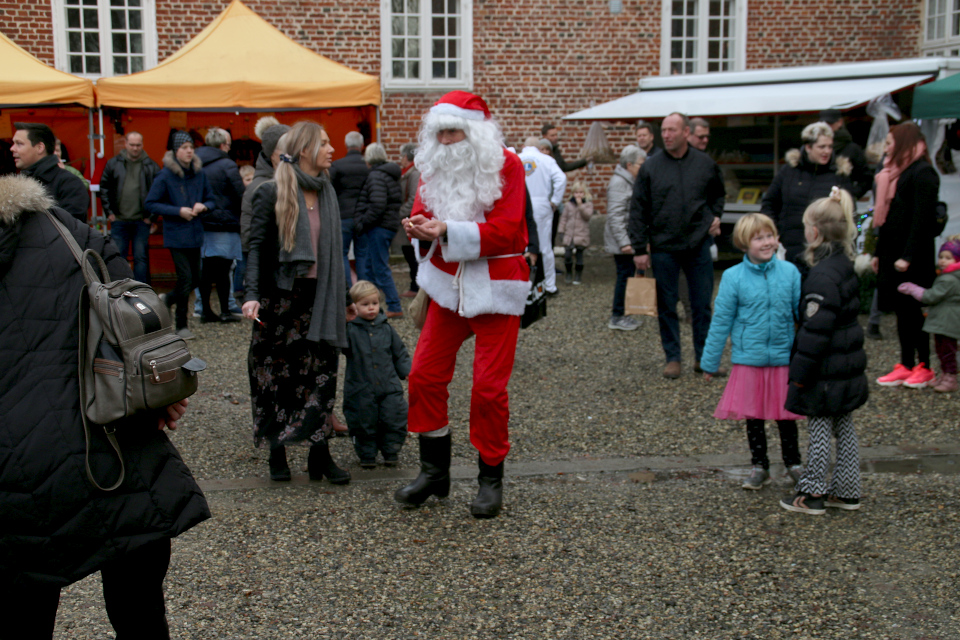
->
[0, 0, 938, 203]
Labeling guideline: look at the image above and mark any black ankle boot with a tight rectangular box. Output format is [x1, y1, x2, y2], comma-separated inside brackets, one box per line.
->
[470, 456, 504, 519]
[269, 446, 291, 482]
[308, 441, 351, 484]
[394, 434, 451, 506]
[573, 267, 583, 285]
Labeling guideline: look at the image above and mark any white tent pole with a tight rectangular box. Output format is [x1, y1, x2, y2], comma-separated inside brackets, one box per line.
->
[88, 109, 96, 178]
[98, 109, 105, 158]
[773, 115, 780, 178]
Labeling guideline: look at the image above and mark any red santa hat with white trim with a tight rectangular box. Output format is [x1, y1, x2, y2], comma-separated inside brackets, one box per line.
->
[429, 91, 492, 121]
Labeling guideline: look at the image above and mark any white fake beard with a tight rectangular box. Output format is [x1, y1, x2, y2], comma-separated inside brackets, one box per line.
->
[417, 133, 504, 223]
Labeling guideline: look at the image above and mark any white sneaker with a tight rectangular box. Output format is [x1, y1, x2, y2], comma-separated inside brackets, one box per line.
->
[176, 328, 196, 340]
[607, 315, 639, 331]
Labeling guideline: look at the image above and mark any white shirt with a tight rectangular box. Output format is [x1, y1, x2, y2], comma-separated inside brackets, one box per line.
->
[518, 146, 567, 209]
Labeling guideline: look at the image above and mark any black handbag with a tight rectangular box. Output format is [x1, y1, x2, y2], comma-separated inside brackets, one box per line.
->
[521, 255, 547, 329]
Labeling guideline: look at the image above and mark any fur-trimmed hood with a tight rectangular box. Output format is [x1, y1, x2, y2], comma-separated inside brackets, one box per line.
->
[0, 174, 56, 226]
[784, 148, 852, 176]
[162, 150, 203, 177]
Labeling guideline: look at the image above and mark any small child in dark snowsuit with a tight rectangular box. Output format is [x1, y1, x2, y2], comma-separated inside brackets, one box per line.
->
[344, 281, 412, 468]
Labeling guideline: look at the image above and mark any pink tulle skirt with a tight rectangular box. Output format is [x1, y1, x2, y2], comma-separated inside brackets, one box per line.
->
[713, 365, 804, 421]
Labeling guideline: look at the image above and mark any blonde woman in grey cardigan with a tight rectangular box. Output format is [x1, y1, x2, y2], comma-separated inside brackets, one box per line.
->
[604, 145, 646, 330]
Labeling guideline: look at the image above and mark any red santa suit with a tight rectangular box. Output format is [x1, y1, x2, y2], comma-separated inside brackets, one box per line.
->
[407, 148, 530, 466]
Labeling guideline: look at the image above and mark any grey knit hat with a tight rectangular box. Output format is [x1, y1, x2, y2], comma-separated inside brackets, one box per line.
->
[169, 130, 192, 151]
[261, 124, 291, 158]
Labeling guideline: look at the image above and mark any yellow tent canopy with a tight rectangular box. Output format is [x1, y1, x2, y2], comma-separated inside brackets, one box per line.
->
[96, 0, 380, 110]
[0, 30, 95, 107]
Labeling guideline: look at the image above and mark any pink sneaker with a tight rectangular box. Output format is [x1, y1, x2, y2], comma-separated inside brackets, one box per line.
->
[903, 363, 936, 389]
[876, 363, 912, 386]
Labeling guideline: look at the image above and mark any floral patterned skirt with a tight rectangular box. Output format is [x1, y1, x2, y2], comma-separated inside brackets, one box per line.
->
[248, 280, 337, 449]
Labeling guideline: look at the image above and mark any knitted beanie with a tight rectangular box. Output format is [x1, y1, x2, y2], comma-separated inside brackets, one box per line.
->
[940, 238, 960, 262]
[169, 130, 192, 151]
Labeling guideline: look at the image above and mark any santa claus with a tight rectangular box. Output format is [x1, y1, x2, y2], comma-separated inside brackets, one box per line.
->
[394, 91, 530, 518]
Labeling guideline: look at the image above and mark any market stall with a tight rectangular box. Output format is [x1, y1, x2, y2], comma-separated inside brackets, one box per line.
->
[92, 0, 381, 280]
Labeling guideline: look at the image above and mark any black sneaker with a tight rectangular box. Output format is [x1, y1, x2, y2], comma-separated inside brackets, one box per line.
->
[825, 495, 861, 511]
[359, 459, 377, 470]
[866, 324, 882, 340]
[382, 456, 399, 468]
[779, 492, 825, 515]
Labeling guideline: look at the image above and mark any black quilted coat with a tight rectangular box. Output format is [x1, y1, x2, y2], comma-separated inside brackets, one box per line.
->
[354, 162, 402, 235]
[785, 245, 869, 417]
[0, 175, 210, 588]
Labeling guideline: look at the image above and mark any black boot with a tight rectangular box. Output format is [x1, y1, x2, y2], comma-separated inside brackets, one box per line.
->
[308, 441, 351, 484]
[269, 446, 291, 482]
[394, 434, 451, 506]
[564, 263, 573, 285]
[573, 267, 583, 285]
[470, 456, 504, 519]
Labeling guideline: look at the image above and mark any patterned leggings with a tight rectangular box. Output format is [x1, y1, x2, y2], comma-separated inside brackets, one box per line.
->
[797, 413, 860, 499]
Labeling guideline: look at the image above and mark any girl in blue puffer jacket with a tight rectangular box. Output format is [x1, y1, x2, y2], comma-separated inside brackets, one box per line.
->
[700, 213, 803, 490]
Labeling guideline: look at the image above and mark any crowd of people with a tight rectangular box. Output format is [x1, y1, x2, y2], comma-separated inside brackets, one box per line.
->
[3, 90, 957, 636]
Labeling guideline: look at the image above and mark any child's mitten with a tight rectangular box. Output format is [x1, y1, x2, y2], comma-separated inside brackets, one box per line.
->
[897, 282, 926, 302]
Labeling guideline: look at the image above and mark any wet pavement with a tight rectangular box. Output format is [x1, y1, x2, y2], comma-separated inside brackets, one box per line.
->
[49, 253, 960, 639]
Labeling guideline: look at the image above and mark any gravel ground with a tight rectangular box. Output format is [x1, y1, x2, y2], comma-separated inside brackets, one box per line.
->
[56, 471, 960, 639]
[47, 251, 960, 638]
[169, 249, 960, 481]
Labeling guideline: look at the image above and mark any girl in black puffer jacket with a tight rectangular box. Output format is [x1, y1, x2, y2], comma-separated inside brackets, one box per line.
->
[354, 143, 403, 315]
[781, 188, 868, 516]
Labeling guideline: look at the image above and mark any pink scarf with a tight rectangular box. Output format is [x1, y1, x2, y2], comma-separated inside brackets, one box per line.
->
[873, 140, 927, 228]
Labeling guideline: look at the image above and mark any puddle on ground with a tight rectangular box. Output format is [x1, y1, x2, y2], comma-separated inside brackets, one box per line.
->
[864, 456, 959, 475]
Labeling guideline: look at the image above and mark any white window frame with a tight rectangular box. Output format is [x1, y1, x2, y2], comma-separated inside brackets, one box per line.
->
[922, 0, 960, 57]
[660, 0, 747, 76]
[51, 0, 159, 78]
[380, 0, 473, 91]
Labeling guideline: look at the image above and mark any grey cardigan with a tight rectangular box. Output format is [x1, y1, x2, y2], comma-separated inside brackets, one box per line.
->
[604, 164, 635, 254]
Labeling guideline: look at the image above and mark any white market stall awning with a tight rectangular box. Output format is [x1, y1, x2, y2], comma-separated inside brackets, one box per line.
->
[564, 58, 960, 121]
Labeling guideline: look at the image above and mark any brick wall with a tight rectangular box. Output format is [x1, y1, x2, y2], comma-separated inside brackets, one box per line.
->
[0, 1, 55, 64]
[1, 0, 926, 210]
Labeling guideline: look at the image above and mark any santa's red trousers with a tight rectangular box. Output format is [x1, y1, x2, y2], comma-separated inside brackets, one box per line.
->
[408, 302, 520, 466]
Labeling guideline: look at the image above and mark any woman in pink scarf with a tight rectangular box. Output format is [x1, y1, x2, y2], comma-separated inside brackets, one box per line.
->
[871, 122, 941, 388]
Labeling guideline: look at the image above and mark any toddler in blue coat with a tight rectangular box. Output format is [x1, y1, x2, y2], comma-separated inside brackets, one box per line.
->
[344, 281, 412, 468]
[700, 214, 803, 489]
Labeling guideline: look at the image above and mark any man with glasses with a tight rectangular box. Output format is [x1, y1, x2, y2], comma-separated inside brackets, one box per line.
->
[688, 118, 711, 152]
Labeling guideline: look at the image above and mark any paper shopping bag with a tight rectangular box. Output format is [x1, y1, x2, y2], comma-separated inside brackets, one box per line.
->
[624, 275, 657, 317]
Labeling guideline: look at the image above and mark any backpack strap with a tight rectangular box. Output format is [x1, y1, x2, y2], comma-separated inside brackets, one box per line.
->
[42, 209, 126, 491]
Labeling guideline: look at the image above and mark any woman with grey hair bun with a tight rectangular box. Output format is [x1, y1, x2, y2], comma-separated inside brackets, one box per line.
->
[761, 121, 855, 265]
[354, 142, 404, 316]
[604, 144, 647, 330]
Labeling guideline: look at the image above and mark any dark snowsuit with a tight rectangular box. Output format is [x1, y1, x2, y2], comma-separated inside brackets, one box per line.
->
[343, 311, 411, 462]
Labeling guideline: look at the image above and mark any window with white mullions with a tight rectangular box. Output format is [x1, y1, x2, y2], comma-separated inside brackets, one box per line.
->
[922, 0, 960, 56]
[53, 0, 157, 78]
[661, 0, 745, 76]
[381, 0, 472, 90]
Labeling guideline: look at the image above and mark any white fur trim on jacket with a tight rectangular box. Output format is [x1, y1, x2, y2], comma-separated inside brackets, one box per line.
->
[440, 220, 481, 262]
[417, 259, 531, 317]
[0, 175, 56, 224]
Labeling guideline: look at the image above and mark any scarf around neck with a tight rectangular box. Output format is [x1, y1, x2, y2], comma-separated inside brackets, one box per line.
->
[873, 141, 927, 228]
[274, 165, 346, 347]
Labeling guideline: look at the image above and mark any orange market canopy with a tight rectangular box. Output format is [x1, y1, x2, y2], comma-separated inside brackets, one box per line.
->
[0, 30, 95, 107]
[95, 0, 380, 111]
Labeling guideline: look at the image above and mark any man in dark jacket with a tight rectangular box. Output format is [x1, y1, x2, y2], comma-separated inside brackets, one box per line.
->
[635, 120, 662, 160]
[0, 174, 210, 637]
[196, 127, 245, 322]
[355, 143, 404, 317]
[11, 122, 89, 222]
[330, 131, 371, 289]
[628, 112, 725, 379]
[821, 109, 871, 199]
[100, 131, 160, 283]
